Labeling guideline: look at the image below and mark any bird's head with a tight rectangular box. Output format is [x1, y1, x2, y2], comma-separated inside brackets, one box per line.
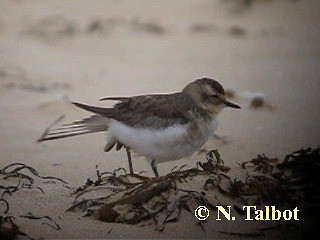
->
[183, 77, 241, 115]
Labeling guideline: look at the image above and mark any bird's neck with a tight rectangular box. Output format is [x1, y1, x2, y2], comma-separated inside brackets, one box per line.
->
[192, 106, 218, 122]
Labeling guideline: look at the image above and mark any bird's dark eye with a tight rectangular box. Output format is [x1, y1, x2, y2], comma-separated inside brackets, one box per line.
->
[210, 94, 219, 100]
[205, 94, 219, 103]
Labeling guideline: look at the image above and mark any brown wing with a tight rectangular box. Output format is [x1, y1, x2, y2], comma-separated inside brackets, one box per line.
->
[111, 93, 194, 128]
[73, 93, 195, 129]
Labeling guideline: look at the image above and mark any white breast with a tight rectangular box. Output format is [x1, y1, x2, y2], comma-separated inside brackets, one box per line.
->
[105, 118, 217, 163]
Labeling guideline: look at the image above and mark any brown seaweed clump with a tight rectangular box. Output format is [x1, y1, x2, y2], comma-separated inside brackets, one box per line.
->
[68, 147, 320, 235]
[0, 163, 67, 239]
[68, 150, 230, 231]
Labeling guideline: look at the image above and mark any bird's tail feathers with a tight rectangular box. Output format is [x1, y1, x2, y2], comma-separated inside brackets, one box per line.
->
[37, 114, 109, 142]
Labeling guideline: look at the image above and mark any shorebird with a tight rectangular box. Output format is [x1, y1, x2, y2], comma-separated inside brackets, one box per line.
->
[38, 78, 240, 177]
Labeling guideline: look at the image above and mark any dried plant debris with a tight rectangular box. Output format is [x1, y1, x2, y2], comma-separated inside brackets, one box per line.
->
[20, 213, 61, 230]
[277, 148, 320, 207]
[0, 163, 67, 239]
[68, 147, 319, 234]
[238, 148, 320, 207]
[0, 163, 67, 186]
[68, 150, 229, 230]
[0, 216, 34, 240]
[233, 148, 320, 238]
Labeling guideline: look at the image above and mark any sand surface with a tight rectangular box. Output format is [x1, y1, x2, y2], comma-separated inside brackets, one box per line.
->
[1, 0, 319, 239]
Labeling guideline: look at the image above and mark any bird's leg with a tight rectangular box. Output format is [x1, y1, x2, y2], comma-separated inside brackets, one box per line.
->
[125, 146, 133, 175]
[151, 159, 159, 177]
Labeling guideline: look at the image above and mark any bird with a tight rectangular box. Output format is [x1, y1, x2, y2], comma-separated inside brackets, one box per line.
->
[38, 77, 240, 177]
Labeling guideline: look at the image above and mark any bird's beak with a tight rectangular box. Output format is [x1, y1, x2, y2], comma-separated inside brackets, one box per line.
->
[223, 99, 241, 109]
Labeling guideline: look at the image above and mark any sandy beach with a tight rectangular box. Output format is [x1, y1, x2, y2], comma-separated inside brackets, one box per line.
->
[1, 0, 319, 239]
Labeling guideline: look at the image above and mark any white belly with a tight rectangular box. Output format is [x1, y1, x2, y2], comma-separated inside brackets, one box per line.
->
[106, 119, 218, 163]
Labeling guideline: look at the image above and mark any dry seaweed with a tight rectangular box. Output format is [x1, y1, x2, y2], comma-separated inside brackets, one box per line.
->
[0, 163, 68, 185]
[239, 154, 278, 173]
[236, 148, 320, 207]
[65, 149, 234, 229]
[20, 212, 61, 230]
[68, 149, 231, 230]
[276, 148, 320, 208]
[68, 147, 320, 234]
[0, 199, 9, 215]
[0, 216, 34, 240]
[1, 162, 67, 239]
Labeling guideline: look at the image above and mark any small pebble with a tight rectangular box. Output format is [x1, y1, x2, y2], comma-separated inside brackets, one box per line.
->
[250, 97, 265, 108]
